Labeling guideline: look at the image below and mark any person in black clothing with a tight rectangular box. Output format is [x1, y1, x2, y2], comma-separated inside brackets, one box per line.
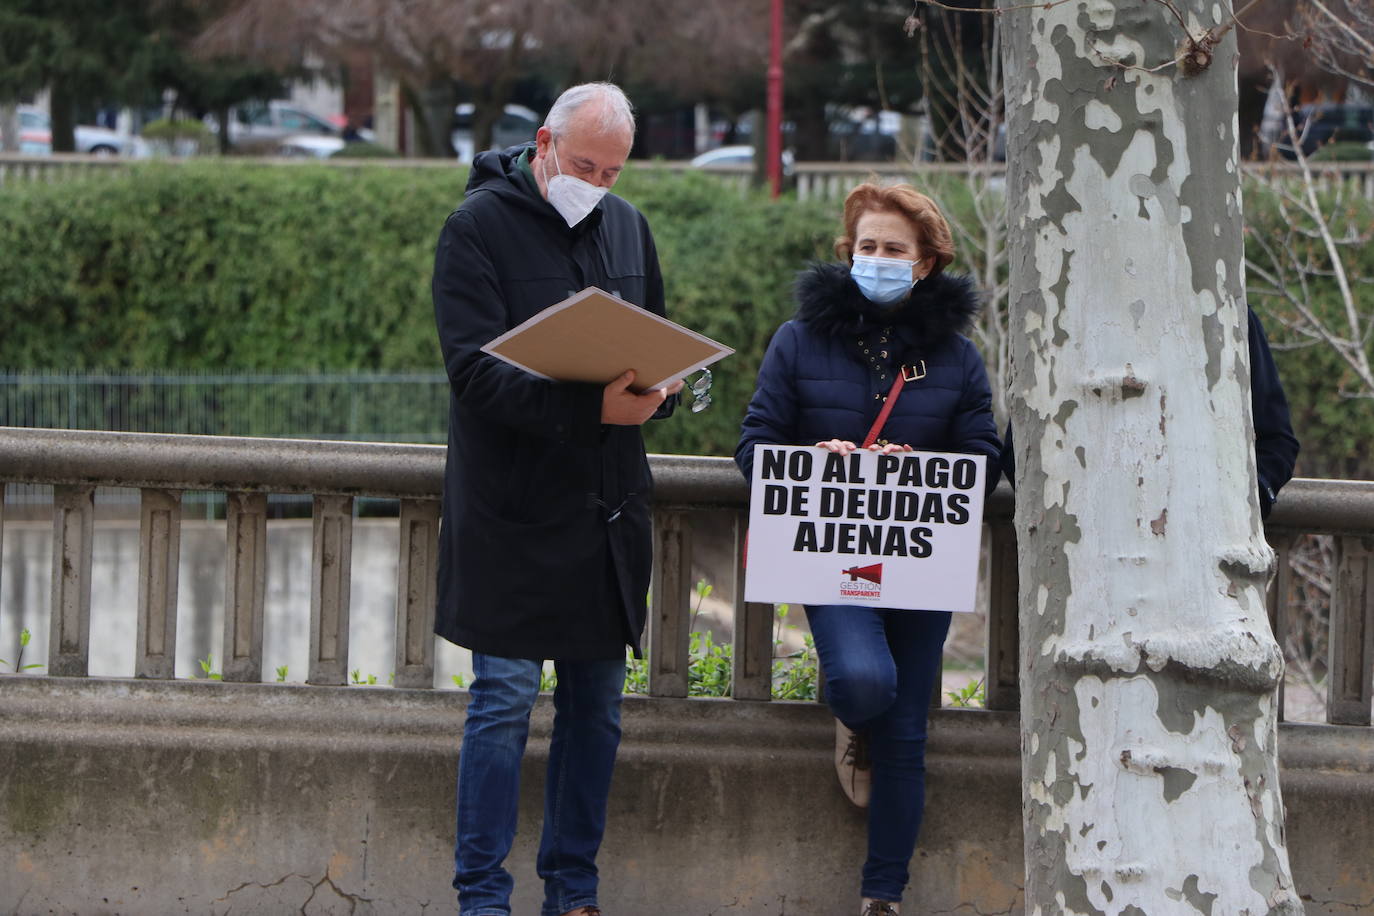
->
[431, 82, 681, 916]
[999, 307, 1299, 517]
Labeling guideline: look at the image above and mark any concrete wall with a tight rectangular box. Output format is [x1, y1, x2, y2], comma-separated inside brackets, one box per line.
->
[1, 677, 1370, 915]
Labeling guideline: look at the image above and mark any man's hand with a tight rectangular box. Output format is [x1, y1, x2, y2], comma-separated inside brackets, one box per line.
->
[601, 371, 683, 425]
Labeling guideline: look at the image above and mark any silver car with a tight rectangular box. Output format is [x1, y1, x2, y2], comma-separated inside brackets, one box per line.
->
[17, 106, 148, 157]
[208, 101, 341, 149]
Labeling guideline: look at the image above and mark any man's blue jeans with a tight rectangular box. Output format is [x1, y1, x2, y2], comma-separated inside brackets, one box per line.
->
[454, 652, 626, 916]
[805, 604, 952, 904]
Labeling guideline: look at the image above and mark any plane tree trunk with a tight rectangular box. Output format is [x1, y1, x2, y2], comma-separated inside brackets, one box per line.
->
[998, 0, 1302, 911]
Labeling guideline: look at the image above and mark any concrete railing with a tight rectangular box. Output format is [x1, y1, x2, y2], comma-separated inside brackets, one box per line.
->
[0, 425, 1371, 726]
[3, 427, 1374, 914]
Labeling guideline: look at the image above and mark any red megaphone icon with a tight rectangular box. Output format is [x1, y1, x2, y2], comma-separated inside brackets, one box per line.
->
[841, 563, 883, 584]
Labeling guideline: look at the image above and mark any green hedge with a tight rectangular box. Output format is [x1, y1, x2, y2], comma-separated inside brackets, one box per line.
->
[0, 162, 833, 456]
[0, 161, 1369, 472]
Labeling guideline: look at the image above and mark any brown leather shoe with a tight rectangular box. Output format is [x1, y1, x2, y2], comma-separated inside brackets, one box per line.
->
[835, 718, 872, 807]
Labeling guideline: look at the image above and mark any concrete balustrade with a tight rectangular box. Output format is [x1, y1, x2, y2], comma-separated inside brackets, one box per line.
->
[2, 427, 1373, 913]
[1, 425, 1372, 716]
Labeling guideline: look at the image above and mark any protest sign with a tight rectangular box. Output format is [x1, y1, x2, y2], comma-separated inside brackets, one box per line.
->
[743, 444, 986, 612]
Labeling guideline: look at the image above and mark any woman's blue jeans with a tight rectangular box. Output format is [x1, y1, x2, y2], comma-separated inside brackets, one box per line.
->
[805, 604, 952, 903]
[454, 652, 626, 916]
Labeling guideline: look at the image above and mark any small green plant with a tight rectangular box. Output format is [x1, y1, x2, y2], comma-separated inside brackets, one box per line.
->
[772, 632, 819, 701]
[1, 628, 42, 673]
[198, 655, 222, 680]
[539, 667, 557, 692]
[350, 669, 379, 686]
[946, 677, 986, 708]
[623, 653, 648, 694]
[275, 665, 289, 683]
[689, 578, 713, 633]
[623, 590, 823, 699]
[770, 605, 820, 700]
[452, 673, 468, 688]
[687, 629, 733, 697]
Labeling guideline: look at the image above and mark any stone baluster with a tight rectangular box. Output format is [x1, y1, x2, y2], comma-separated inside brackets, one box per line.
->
[649, 508, 692, 698]
[308, 495, 354, 686]
[48, 485, 95, 677]
[221, 492, 267, 682]
[393, 498, 440, 689]
[135, 489, 182, 679]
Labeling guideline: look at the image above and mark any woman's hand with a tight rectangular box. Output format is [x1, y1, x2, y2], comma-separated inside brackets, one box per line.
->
[867, 442, 914, 456]
[815, 439, 859, 455]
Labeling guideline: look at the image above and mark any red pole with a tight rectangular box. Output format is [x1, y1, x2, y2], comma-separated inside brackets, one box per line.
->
[767, 0, 784, 199]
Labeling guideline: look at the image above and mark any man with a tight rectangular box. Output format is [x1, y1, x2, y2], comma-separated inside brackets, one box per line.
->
[431, 83, 681, 916]
[1000, 307, 1300, 516]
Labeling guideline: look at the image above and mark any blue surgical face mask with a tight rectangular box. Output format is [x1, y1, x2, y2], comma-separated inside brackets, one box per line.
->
[851, 254, 918, 305]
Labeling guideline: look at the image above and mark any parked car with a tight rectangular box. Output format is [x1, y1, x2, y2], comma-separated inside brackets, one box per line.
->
[16, 106, 148, 157]
[276, 134, 348, 158]
[451, 103, 540, 162]
[207, 101, 358, 149]
[690, 144, 795, 175]
[18, 124, 49, 155]
[1260, 102, 1374, 160]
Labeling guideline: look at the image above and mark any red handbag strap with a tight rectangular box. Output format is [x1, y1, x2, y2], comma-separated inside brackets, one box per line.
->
[861, 372, 908, 449]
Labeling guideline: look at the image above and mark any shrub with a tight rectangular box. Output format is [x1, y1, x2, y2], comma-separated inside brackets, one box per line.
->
[331, 141, 401, 159]
[0, 161, 1367, 473]
[140, 118, 215, 156]
[1309, 141, 1374, 163]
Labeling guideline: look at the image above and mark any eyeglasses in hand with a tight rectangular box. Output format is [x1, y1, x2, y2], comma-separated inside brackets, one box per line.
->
[689, 369, 713, 413]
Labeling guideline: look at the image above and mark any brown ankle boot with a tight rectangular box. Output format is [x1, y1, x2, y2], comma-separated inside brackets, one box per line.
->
[834, 718, 872, 807]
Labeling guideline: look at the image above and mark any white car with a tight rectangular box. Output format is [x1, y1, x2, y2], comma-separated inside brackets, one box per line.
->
[690, 145, 795, 175]
[17, 106, 148, 157]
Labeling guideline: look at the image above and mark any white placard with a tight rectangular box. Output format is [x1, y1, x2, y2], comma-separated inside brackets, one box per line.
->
[744, 445, 986, 612]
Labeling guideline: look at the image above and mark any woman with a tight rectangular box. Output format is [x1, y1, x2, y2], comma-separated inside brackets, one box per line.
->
[735, 183, 1000, 916]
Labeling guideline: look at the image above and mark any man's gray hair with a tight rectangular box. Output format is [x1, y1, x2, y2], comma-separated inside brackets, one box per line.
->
[544, 83, 636, 139]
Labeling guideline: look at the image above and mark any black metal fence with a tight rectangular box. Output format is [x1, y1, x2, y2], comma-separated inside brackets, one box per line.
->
[0, 370, 449, 443]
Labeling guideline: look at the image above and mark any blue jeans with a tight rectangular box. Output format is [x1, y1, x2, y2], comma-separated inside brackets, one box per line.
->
[805, 604, 952, 903]
[454, 652, 626, 916]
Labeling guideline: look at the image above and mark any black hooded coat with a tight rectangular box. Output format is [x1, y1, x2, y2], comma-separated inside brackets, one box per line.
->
[736, 262, 1001, 485]
[431, 144, 671, 660]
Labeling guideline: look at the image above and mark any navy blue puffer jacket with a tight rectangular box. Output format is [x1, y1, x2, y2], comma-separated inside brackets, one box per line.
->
[736, 262, 1001, 487]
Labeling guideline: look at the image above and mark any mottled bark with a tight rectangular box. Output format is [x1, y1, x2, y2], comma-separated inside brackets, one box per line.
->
[998, 1, 1301, 913]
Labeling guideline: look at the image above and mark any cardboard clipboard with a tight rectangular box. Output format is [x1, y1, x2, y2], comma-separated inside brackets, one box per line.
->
[480, 287, 733, 391]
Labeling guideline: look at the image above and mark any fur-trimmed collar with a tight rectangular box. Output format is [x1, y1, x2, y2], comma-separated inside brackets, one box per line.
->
[795, 261, 982, 345]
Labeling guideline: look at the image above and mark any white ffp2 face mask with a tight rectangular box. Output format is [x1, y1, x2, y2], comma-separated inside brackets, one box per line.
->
[545, 138, 608, 227]
[850, 254, 918, 305]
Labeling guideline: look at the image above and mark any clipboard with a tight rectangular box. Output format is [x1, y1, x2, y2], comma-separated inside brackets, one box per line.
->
[480, 287, 734, 391]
